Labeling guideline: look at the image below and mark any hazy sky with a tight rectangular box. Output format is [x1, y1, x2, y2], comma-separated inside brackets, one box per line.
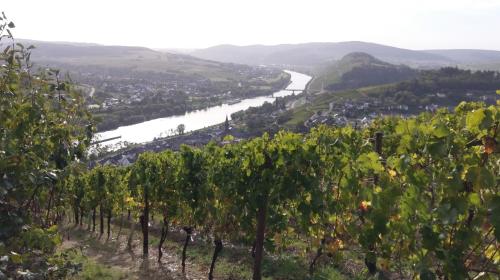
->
[3, 0, 500, 50]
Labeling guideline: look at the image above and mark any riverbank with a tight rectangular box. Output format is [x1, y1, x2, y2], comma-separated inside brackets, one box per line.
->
[95, 70, 311, 148]
[93, 121, 254, 166]
[91, 71, 291, 132]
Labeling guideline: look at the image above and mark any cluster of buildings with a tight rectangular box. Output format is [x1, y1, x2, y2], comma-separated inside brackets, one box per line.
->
[94, 122, 246, 167]
[77, 66, 285, 111]
[304, 89, 499, 128]
[304, 99, 411, 127]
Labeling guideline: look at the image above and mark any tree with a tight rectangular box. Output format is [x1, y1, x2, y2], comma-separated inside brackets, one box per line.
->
[177, 123, 185, 135]
[224, 115, 230, 132]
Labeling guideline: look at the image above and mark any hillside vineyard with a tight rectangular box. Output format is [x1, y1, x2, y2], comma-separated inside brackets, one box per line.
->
[62, 102, 499, 279]
[1, 9, 500, 280]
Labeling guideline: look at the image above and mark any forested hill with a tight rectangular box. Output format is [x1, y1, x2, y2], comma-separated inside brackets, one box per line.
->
[309, 52, 418, 92]
[424, 49, 500, 64]
[15, 39, 151, 58]
[192, 41, 500, 69]
[192, 41, 448, 67]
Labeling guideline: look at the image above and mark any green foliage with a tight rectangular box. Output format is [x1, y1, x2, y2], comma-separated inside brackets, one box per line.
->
[15, 225, 61, 253]
[52, 249, 123, 280]
[312, 52, 417, 91]
[312, 266, 351, 280]
[0, 15, 93, 237]
[71, 100, 500, 279]
[2, 12, 499, 280]
[291, 67, 500, 130]
[0, 12, 94, 278]
[466, 108, 494, 135]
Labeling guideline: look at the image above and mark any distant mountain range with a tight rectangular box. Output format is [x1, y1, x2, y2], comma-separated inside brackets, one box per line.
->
[15, 39, 154, 60]
[3, 39, 265, 82]
[191, 41, 500, 69]
[7, 39, 500, 75]
[423, 49, 500, 64]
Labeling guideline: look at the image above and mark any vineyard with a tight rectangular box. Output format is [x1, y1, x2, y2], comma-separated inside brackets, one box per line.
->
[1, 14, 500, 280]
[60, 102, 499, 280]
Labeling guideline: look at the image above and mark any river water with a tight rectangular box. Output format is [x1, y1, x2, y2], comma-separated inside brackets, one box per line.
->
[96, 70, 311, 147]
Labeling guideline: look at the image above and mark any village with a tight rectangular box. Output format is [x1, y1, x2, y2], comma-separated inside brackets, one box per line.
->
[92, 120, 245, 166]
[74, 65, 288, 111]
[304, 90, 499, 127]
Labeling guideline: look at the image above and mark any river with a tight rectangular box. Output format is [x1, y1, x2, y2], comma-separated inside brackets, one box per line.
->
[96, 70, 311, 148]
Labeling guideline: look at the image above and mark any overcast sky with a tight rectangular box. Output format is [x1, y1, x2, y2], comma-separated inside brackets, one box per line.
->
[3, 0, 500, 50]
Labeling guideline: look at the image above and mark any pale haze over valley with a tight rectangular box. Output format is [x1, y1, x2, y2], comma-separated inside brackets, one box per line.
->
[4, 0, 500, 50]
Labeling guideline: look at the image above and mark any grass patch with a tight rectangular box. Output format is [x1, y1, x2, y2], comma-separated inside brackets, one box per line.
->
[262, 255, 308, 279]
[312, 266, 349, 280]
[148, 235, 160, 247]
[285, 108, 313, 127]
[63, 250, 126, 280]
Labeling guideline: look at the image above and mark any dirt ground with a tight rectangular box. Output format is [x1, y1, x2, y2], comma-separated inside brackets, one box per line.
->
[61, 224, 210, 280]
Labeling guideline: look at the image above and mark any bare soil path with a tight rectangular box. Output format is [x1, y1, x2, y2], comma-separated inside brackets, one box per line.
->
[61, 224, 209, 280]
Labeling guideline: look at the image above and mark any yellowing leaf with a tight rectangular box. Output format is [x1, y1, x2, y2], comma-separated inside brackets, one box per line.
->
[388, 169, 397, 177]
[484, 136, 496, 155]
[273, 233, 283, 246]
[325, 239, 343, 253]
[468, 193, 481, 206]
[305, 193, 312, 204]
[328, 215, 337, 223]
[379, 258, 390, 270]
[485, 244, 500, 263]
[359, 200, 371, 212]
[10, 251, 22, 264]
[310, 213, 319, 224]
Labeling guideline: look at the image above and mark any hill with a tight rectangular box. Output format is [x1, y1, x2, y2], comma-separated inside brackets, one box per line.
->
[424, 49, 500, 71]
[5, 39, 290, 131]
[424, 49, 500, 64]
[286, 67, 500, 129]
[192, 41, 500, 69]
[191, 41, 453, 68]
[309, 52, 418, 92]
[13, 39, 267, 81]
